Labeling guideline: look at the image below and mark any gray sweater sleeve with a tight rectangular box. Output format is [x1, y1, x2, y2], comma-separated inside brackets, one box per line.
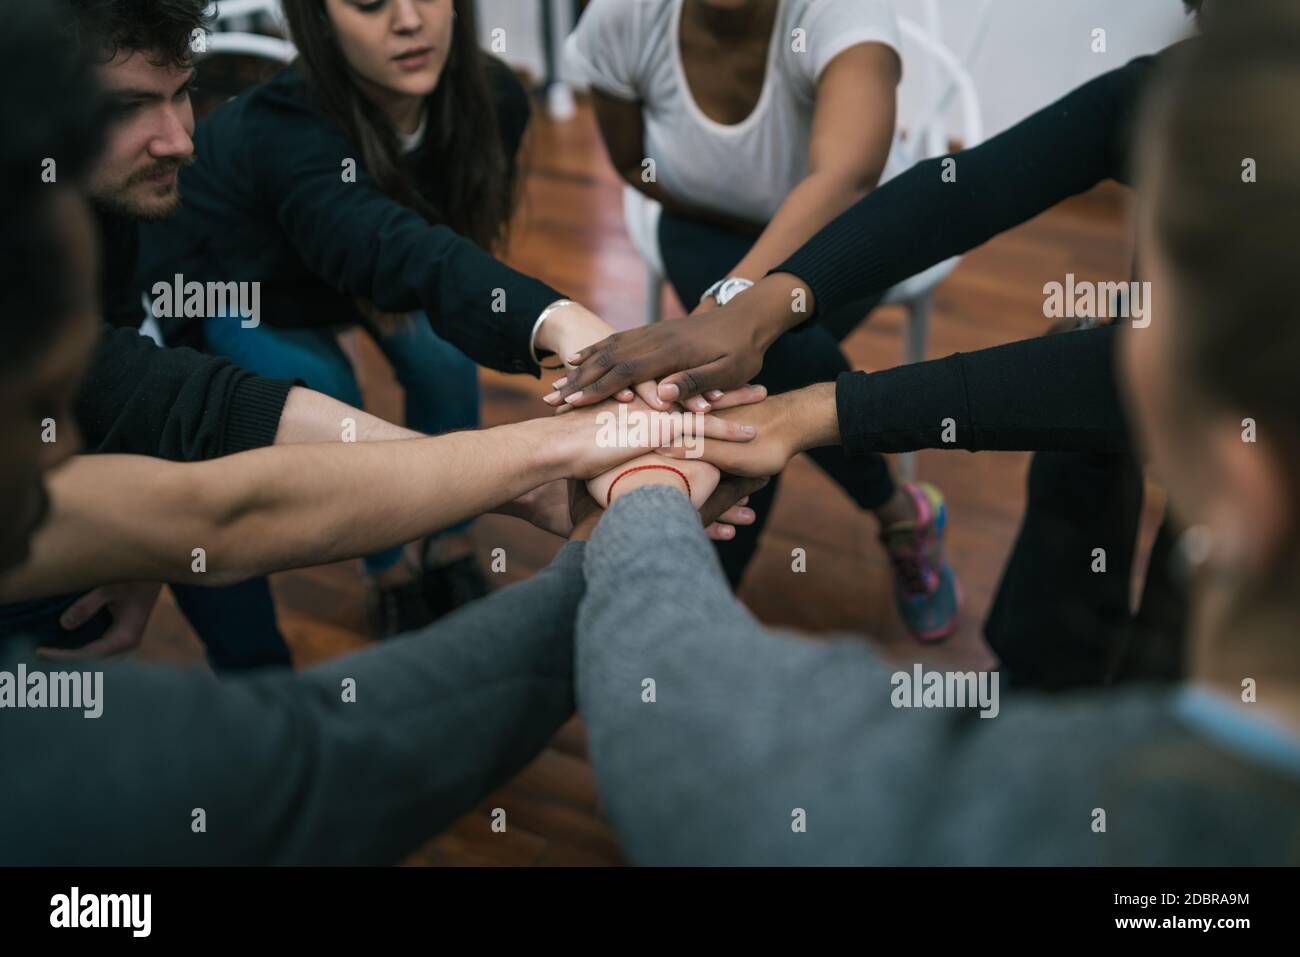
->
[2, 542, 586, 865]
[576, 490, 1253, 866]
[578, 486, 934, 864]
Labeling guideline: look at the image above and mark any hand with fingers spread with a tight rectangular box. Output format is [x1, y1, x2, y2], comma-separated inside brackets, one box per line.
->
[0, 392, 765, 604]
[549, 382, 770, 423]
[688, 383, 770, 414]
[656, 383, 841, 478]
[579, 382, 769, 539]
[534, 300, 672, 411]
[551, 393, 761, 480]
[38, 581, 163, 659]
[544, 273, 813, 412]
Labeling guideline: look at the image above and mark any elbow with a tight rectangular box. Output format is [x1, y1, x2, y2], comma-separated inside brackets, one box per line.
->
[612, 155, 657, 195]
[154, 464, 256, 587]
[807, 166, 882, 212]
[839, 165, 885, 200]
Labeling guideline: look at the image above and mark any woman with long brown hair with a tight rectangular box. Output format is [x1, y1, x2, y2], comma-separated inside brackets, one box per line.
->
[139, 0, 630, 636]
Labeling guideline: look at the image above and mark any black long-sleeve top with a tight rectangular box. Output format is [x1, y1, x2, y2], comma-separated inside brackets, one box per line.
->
[83, 208, 293, 460]
[136, 59, 560, 377]
[834, 325, 1127, 456]
[81, 326, 294, 459]
[776, 47, 1184, 455]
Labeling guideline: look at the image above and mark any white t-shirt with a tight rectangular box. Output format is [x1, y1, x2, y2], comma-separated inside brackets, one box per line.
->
[565, 0, 904, 223]
[399, 111, 428, 154]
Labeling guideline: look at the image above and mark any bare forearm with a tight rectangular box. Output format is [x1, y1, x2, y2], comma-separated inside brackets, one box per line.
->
[275, 387, 542, 523]
[274, 386, 421, 444]
[728, 173, 874, 283]
[794, 382, 842, 451]
[213, 422, 564, 577]
[2, 419, 563, 599]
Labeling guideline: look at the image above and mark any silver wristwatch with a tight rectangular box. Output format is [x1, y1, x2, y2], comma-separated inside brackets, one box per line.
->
[701, 277, 755, 307]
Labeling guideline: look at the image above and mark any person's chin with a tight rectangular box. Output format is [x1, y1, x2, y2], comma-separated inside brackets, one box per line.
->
[128, 184, 182, 222]
[389, 64, 443, 98]
[96, 182, 181, 223]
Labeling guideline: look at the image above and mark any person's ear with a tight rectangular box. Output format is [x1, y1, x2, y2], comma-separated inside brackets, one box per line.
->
[1206, 416, 1295, 577]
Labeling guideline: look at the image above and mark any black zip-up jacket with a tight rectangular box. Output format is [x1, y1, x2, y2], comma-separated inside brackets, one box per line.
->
[137, 58, 559, 378]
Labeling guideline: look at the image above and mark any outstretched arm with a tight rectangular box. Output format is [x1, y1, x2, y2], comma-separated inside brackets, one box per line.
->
[552, 53, 1159, 407]
[1, 404, 756, 600]
[665, 326, 1131, 480]
[3, 540, 588, 865]
[695, 43, 900, 304]
[78, 326, 429, 455]
[576, 483, 917, 865]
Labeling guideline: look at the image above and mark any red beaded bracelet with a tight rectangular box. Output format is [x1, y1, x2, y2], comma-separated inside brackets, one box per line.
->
[606, 464, 692, 505]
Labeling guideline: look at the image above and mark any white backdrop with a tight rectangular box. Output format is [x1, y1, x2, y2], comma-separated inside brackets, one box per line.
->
[475, 0, 1196, 138]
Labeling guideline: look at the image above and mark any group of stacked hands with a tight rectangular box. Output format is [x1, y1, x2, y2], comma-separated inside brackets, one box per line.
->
[535, 288, 838, 540]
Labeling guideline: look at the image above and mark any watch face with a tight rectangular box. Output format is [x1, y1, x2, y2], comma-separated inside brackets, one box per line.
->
[717, 278, 754, 306]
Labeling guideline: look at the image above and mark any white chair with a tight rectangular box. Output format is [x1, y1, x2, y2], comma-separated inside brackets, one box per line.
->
[200, 30, 295, 63]
[207, 0, 284, 32]
[622, 1, 989, 478]
[539, 0, 578, 119]
[201, 0, 293, 60]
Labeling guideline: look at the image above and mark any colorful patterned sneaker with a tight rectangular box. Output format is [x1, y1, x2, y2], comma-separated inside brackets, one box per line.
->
[879, 482, 963, 642]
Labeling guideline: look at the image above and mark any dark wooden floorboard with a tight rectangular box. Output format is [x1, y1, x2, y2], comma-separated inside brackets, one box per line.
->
[133, 98, 1153, 865]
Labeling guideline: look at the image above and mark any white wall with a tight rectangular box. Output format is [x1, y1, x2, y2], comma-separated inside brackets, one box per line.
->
[891, 0, 1194, 138]
[475, 0, 1195, 137]
[473, 0, 568, 86]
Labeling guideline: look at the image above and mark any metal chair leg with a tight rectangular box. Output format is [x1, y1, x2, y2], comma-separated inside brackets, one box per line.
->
[904, 292, 932, 367]
[645, 267, 664, 325]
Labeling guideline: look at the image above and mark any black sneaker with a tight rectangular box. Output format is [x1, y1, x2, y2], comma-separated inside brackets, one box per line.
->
[366, 577, 437, 640]
[422, 553, 491, 619]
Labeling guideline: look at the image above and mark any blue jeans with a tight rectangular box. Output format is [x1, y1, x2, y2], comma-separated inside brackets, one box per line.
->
[202, 313, 481, 573]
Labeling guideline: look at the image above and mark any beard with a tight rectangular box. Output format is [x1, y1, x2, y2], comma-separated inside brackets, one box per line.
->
[93, 156, 191, 222]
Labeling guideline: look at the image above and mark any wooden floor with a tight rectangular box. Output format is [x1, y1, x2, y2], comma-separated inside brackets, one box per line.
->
[135, 97, 1151, 865]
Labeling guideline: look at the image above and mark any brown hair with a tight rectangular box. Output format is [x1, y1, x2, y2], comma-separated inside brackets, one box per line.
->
[69, 0, 213, 68]
[1142, 0, 1300, 487]
[281, 0, 517, 251]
